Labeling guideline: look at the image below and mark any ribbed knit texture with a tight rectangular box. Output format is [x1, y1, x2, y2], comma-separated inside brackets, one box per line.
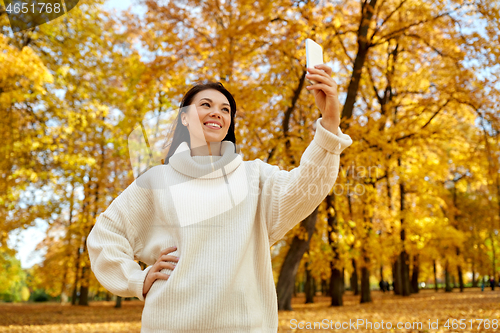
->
[87, 118, 353, 333]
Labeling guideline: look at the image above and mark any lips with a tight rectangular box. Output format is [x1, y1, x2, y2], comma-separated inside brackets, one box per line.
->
[204, 121, 222, 129]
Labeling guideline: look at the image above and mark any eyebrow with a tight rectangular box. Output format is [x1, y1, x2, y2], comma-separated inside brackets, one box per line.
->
[199, 98, 230, 107]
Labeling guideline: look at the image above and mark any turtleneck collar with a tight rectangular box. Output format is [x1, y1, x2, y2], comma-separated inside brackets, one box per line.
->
[168, 141, 242, 179]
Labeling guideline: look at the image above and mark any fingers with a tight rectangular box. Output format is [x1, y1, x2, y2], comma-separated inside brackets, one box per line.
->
[306, 73, 329, 85]
[153, 272, 171, 280]
[160, 246, 177, 257]
[305, 82, 336, 95]
[312, 64, 333, 76]
[306, 70, 336, 90]
[156, 262, 176, 271]
[307, 66, 331, 79]
[150, 261, 176, 277]
[159, 254, 179, 262]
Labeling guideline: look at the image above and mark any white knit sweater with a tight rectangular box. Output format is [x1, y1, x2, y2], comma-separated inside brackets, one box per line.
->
[87, 118, 353, 333]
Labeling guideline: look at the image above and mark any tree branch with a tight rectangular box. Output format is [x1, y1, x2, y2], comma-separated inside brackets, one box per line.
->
[370, 0, 409, 39]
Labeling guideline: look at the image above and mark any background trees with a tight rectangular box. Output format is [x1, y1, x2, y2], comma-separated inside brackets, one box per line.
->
[1, 0, 499, 307]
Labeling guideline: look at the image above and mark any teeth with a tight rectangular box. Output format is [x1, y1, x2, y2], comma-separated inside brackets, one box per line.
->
[205, 122, 221, 128]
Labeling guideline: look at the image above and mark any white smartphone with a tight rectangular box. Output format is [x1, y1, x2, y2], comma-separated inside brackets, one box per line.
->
[305, 38, 324, 85]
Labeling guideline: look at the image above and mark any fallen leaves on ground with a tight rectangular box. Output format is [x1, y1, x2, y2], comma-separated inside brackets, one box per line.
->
[0, 289, 498, 332]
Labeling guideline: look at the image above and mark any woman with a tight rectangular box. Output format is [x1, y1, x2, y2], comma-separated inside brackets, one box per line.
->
[87, 64, 353, 333]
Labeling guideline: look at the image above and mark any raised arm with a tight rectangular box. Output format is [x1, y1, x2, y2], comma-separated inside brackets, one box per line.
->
[258, 118, 352, 246]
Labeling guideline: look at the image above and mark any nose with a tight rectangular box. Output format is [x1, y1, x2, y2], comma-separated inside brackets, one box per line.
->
[209, 110, 222, 119]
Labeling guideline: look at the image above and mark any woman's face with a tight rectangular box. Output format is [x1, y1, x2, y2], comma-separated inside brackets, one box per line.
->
[181, 89, 232, 144]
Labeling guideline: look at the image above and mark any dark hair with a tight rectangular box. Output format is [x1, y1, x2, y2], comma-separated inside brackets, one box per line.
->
[162, 81, 237, 164]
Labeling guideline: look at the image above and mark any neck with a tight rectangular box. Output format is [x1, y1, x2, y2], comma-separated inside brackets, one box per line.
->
[190, 141, 222, 157]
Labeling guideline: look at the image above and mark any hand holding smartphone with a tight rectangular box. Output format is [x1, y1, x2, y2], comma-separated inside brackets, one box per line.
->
[305, 38, 324, 85]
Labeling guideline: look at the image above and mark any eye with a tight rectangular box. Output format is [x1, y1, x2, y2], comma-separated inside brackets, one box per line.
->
[202, 102, 230, 113]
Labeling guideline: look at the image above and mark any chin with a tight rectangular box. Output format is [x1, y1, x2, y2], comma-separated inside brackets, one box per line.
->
[203, 135, 224, 143]
[206, 138, 224, 143]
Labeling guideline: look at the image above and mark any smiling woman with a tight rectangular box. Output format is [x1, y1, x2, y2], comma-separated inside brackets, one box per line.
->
[162, 82, 238, 164]
[86, 75, 353, 333]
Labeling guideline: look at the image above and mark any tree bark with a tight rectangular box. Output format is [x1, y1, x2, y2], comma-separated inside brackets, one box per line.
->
[457, 264, 464, 292]
[401, 250, 411, 296]
[79, 139, 106, 306]
[350, 259, 359, 295]
[71, 246, 81, 305]
[305, 262, 315, 304]
[445, 261, 453, 292]
[276, 207, 319, 311]
[115, 296, 122, 308]
[411, 254, 419, 293]
[398, 158, 411, 296]
[342, 0, 379, 122]
[360, 266, 372, 303]
[326, 194, 343, 306]
[490, 232, 497, 291]
[321, 279, 328, 296]
[330, 267, 343, 306]
[472, 261, 477, 287]
[78, 281, 89, 306]
[433, 259, 438, 292]
[60, 180, 76, 304]
[341, 267, 345, 294]
[393, 257, 401, 295]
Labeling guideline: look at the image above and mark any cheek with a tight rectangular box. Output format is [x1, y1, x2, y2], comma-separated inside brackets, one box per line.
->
[224, 115, 232, 129]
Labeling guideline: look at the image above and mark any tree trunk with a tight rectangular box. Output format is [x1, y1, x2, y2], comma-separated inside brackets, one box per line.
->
[60, 180, 76, 304]
[73, 169, 94, 306]
[401, 254, 410, 294]
[490, 232, 497, 291]
[71, 246, 81, 305]
[321, 279, 328, 296]
[457, 265, 464, 292]
[326, 194, 343, 306]
[360, 266, 372, 303]
[342, 0, 379, 122]
[472, 261, 477, 287]
[330, 267, 343, 306]
[445, 261, 453, 292]
[350, 259, 359, 295]
[115, 296, 122, 308]
[433, 260, 438, 292]
[78, 266, 90, 306]
[276, 207, 319, 311]
[341, 267, 345, 294]
[79, 144, 105, 307]
[411, 254, 419, 293]
[398, 161, 411, 297]
[78, 246, 91, 306]
[305, 262, 315, 304]
[393, 258, 401, 295]
[398, 251, 411, 296]
[359, 227, 372, 304]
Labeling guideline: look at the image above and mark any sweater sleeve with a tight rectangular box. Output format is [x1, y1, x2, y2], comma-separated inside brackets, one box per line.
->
[258, 118, 353, 246]
[86, 175, 156, 301]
